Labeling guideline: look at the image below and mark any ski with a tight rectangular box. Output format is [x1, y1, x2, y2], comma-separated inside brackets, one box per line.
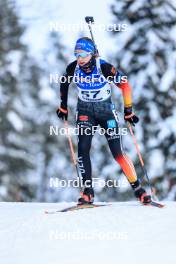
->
[143, 201, 165, 208]
[45, 203, 110, 214]
[45, 201, 164, 214]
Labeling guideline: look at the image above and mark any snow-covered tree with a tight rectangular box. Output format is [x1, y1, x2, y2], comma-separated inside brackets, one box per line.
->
[0, 0, 70, 202]
[110, 0, 176, 199]
[0, 0, 35, 200]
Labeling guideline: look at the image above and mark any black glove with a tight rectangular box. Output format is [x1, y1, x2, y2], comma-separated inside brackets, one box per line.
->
[124, 106, 139, 126]
[56, 106, 68, 120]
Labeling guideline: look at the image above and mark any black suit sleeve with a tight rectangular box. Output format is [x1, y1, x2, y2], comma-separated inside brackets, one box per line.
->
[100, 61, 123, 81]
[60, 60, 77, 109]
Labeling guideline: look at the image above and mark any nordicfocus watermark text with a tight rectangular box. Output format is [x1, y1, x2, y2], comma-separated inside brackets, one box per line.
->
[49, 22, 127, 32]
[49, 230, 128, 240]
[50, 73, 128, 84]
[50, 125, 128, 137]
[49, 177, 128, 189]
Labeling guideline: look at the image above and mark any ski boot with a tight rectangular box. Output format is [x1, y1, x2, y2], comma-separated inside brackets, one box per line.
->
[131, 180, 152, 205]
[77, 187, 94, 205]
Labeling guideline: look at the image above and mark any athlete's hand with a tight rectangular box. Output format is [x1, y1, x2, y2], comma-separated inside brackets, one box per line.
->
[124, 106, 139, 126]
[56, 106, 68, 120]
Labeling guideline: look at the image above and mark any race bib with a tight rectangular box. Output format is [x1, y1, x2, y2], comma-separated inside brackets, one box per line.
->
[78, 85, 111, 102]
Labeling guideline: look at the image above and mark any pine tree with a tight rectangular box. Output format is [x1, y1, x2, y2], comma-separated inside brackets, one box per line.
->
[0, 1, 56, 201]
[0, 0, 35, 201]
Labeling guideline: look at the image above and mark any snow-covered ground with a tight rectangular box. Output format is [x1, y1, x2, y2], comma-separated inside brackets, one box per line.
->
[0, 202, 175, 264]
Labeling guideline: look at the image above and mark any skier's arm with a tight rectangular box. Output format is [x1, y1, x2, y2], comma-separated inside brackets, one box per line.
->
[101, 62, 132, 107]
[116, 77, 132, 108]
[57, 61, 77, 120]
[60, 60, 77, 109]
[101, 62, 139, 126]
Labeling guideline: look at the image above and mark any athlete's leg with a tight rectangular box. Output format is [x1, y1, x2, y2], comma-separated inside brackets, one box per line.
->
[98, 109, 137, 183]
[104, 123, 138, 184]
[106, 133, 151, 202]
[76, 111, 97, 188]
[98, 109, 151, 203]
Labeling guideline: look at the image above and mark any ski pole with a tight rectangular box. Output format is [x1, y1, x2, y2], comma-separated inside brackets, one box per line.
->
[64, 120, 82, 187]
[85, 16, 99, 56]
[127, 122, 156, 198]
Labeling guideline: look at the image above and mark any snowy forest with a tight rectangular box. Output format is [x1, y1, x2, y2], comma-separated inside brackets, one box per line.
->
[0, 0, 176, 202]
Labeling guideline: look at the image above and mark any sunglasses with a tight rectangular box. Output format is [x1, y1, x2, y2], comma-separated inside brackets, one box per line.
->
[74, 52, 91, 58]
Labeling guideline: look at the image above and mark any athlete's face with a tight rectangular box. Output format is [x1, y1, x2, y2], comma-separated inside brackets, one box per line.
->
[76, 50, 92, 66]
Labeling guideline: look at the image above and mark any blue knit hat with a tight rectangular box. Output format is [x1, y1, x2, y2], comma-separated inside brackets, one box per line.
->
[74, 38, 95, 54]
